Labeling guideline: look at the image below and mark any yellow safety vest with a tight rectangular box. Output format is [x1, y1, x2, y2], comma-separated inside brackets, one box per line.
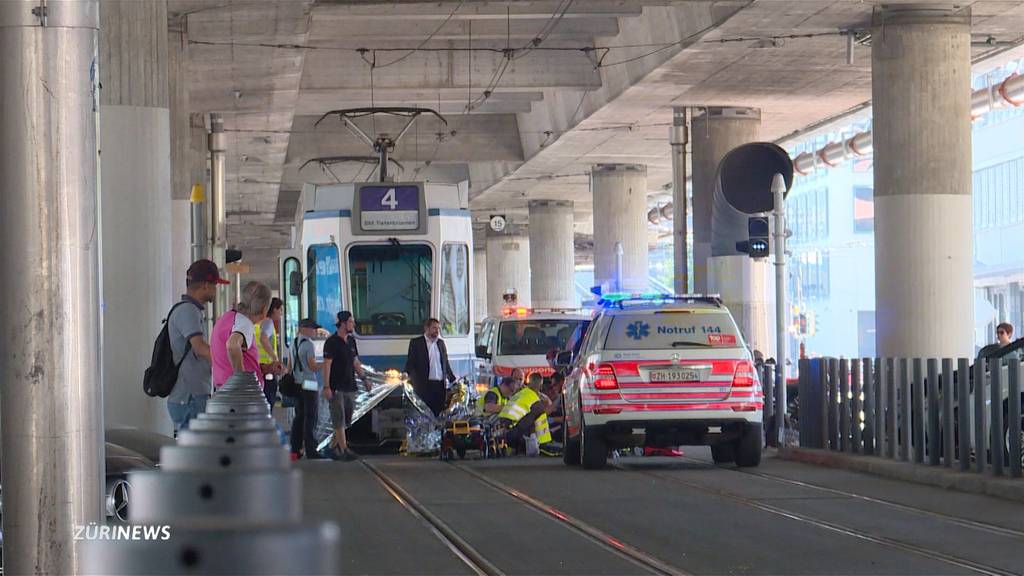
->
[253, 322, 278, 364]
[475, 386, 507, 415]
[498, 387, 552, 444]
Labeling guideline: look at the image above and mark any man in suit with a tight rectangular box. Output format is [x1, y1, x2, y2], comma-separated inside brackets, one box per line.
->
[405, 317, 457, 416]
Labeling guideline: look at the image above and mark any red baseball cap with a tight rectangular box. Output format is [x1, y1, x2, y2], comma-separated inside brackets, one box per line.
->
[187, 259, 230, 285]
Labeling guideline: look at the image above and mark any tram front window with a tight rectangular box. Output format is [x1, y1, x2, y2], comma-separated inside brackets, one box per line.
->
[349, 243, 432, 336]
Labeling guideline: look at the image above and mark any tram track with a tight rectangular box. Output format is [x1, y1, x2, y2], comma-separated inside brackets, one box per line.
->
[613, 460, 1018, 576]
[362, 458, 688, 576]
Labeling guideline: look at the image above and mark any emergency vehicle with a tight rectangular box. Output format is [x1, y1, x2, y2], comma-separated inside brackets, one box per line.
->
[474, 307, 590, 395]
[562, 293, 763, 469]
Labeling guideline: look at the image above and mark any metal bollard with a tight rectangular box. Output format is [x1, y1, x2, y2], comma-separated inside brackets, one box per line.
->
[128, 469, 302, 524]
[957, 358, 971, 471]
[827, 359, 839, 450]
[160, 445, 290, 472]
[819, 359, 829, 450]
[863, 358, 875, 455]
[176, 429, 280, 448]
[762, 363, 775, 447]
[851, 360, 862, 454]
[974, 360, 987, 474]
[898, 359, 910, 461]
[886, 358, 897, 459]
[81, 523, 341, 575]
[1009, 361, 1021, 478]
[927, 359, 940, 466]
[941, 358, 955, 467]
[912, 358, 925, 464]
[992, 358, 1004, 476]
[839, 359, 850, 453]
[205, 403, 271, 416]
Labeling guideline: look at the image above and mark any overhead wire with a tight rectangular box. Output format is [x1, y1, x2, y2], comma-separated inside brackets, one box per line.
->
[373, 0, 465, 68]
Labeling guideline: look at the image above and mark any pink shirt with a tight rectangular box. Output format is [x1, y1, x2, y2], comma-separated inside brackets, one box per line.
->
[211, 310, 262, 388]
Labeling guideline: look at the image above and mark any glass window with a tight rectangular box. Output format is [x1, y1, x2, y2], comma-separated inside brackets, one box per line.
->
[282, 257, 302, 348]
[853, 186, 874, 233]
[603, 310, 743, 350]
[307, 244, 341, 332]
[439, 243, 470, 337]
[348, 243, 432, 336]
[496, 319, 585, 356]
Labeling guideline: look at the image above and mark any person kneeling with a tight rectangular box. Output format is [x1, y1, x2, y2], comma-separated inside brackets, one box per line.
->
[498, 373, 561, 456]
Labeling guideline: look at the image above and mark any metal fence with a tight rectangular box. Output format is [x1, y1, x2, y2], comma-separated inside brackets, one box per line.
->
[797, 357, 1023, 478]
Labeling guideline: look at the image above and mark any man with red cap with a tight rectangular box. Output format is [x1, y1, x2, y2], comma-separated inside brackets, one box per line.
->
[166, 259, 229, 433]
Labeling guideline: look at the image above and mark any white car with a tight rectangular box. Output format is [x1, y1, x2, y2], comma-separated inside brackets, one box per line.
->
[562, 294, 763, 469]
[475, 307, 590, 393]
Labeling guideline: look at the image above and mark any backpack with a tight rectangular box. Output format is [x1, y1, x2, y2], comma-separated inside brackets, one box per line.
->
[143, 302, 194, 398]
[278, 337, 302, 398]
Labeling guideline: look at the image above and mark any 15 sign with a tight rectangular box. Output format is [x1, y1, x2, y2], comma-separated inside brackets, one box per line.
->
[352, 182, 427, 235]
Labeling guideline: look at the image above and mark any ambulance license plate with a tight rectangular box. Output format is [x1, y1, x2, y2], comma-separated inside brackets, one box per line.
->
[649, 369, 700, 383]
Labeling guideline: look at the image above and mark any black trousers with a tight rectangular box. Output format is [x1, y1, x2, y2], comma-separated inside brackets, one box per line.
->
[290, 390, 319, 457]
[417, 379, 446, 416]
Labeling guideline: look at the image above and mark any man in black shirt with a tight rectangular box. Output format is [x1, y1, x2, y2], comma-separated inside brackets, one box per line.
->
[322, 311, 367, 461]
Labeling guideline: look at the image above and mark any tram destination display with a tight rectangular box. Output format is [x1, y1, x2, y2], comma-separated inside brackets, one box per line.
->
[353, 182, 427, 235]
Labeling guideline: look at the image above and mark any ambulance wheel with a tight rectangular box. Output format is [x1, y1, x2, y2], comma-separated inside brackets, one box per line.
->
[581, 424, 608, 470]
[735, 423, 763, 468]
[563, 418, 581, 467]
[711, 443, 735, 464]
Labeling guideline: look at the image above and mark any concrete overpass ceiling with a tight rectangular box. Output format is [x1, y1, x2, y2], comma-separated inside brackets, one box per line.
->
[175, 0, 1024, 270]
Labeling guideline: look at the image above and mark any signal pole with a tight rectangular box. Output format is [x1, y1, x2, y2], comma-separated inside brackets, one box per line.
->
[772, 173, 787, 445]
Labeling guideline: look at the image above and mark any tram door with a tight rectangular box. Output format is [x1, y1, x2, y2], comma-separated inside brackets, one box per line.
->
[278, 250, 304, 360]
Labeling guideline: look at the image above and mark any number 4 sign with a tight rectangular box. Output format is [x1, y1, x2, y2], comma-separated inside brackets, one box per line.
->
[353, 183, 426, 235]
[381, 188, 398, 210]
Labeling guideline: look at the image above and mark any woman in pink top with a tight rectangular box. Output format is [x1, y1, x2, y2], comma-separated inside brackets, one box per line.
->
[212, 281, 273, 388]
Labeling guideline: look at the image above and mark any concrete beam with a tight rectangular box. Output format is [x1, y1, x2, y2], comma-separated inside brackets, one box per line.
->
[312, 1, 660, 20]
[308, 17, 620, 43]
[301, 48, 600, 91]
[284, 114, 524, 164]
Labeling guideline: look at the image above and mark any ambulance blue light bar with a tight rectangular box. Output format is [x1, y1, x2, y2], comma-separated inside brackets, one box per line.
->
[595, 291, 722, 309]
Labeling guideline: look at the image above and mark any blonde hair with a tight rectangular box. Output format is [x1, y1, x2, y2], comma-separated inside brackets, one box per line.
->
[236, 281, 272, 318]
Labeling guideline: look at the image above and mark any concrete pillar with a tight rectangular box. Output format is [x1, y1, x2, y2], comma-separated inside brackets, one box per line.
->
[529, 200, 576, 308]
[690, 107, 761, 293]
[872, 4, 974, 358]
[100, 0, 174, 434]
[591, 164, 649, 292]
[473, 246, 488, 322]
[0, 1, 104, 573]
[486, 227, 531, 316]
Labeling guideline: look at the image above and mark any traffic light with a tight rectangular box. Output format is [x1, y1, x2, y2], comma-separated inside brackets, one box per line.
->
[226, 249, 243, 264]
[736, 216, 770, 259]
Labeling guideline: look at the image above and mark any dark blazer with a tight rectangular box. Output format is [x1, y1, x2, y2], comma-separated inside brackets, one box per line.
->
[404, 335, 456, 389]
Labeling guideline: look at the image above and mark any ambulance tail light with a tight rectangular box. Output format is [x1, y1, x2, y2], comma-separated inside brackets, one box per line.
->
[731, 360, 756, 388]
[592, 363, 619, 390]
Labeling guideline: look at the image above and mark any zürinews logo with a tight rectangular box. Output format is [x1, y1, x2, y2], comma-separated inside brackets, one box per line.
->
[625, 321, 650, 341]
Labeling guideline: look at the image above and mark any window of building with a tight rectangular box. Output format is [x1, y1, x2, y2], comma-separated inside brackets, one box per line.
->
[439, 243, 470, 337]
[348, 243, 432, 336]
[974, 157, 1024, 230]
[853, 186, 874, 233]
[307, 244, 342, 332]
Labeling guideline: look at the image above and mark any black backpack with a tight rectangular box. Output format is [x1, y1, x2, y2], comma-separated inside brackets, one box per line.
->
[143, 302, 194, 398]
[278, 337, 302, 398]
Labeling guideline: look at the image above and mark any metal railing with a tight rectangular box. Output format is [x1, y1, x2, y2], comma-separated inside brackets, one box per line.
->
[797, 357, 1023, 478]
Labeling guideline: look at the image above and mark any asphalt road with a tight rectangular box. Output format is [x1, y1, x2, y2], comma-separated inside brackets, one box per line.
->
[299, 449, 1024, 575]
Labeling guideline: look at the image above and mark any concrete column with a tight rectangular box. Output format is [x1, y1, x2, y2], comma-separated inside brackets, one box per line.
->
[872, 4, 974, 358]
[473, 246, 488, 322]
[591, 164, 649, 292]
[486, 227, 531, 315]
[690, 107, 761, 293]
[100, 0, 173, 434]
[0, 2, 104, 573]
[529, 200, 576, 308]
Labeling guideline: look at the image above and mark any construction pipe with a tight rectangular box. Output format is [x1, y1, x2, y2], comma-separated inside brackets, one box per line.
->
[792, 72, 1024, 175]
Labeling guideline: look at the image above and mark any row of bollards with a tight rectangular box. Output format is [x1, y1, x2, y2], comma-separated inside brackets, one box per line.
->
[83, 373, 340, 574]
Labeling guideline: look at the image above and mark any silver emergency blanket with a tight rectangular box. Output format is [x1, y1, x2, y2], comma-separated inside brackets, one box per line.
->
[314, 366, 448, 454]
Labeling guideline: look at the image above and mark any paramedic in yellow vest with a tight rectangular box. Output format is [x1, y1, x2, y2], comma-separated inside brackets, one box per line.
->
[476, 376, 517, 416]
[499, 373, 561, 456]
[255, 297, 285, 407]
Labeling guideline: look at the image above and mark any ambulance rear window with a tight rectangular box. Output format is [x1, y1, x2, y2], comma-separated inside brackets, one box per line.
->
[604, 311, 742, 350]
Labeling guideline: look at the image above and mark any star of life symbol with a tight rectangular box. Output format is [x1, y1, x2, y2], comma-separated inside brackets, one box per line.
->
[626, 321, 650, 341]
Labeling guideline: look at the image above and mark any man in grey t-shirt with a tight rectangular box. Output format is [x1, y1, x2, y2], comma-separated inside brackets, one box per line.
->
[166, 259, 225, 432]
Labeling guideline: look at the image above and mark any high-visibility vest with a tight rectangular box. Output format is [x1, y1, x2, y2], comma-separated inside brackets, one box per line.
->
[475, 386, 507, 415]
[254, 322, 278, 364]
[498, 387, 552, 444]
